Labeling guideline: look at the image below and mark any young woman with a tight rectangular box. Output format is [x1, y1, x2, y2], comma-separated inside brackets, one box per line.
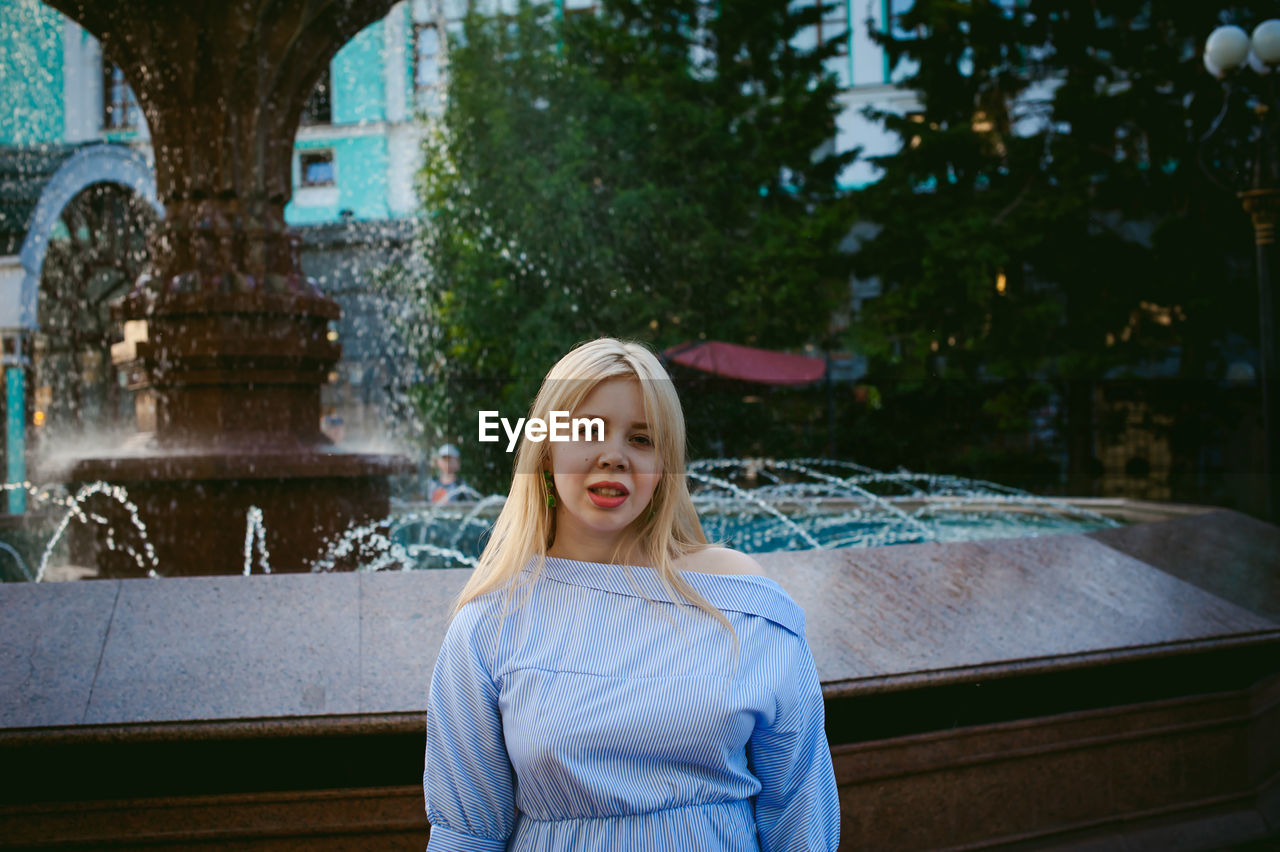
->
[423, 338, 839, 851]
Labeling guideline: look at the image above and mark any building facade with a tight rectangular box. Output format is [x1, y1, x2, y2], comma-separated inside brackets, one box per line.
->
[0, 0, 916, 508]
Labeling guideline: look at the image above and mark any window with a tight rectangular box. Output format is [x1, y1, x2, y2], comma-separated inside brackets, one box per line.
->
[885, 0, 921, 83]
[562, 0, 599, 19]
[816, 0, 849, 53]
[415, 24, 441, 91]
[820, 0, 850, 86]
[791, 1, 851, 87]
[301, 69, 332, 125]
[300, 151, 336, 187]
[102, 63, 140, 130]
[887, 0, 918, 39]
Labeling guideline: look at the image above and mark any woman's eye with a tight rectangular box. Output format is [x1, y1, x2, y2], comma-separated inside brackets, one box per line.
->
[631, 434, 653, 447]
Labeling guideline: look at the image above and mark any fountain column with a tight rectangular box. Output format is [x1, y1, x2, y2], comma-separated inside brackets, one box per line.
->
[44, 0, 406, 575]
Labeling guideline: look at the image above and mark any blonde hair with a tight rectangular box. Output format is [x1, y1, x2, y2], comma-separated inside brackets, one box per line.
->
[454, 338, 733, 636]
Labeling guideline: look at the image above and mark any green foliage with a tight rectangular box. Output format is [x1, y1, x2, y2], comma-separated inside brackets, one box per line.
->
[857, 0, 1279, 381]
[849, 0, 1276, 489]
[400, 0, 856, 490]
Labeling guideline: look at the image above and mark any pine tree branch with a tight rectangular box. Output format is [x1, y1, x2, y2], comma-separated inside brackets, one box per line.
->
[992, 176, 1034, 225]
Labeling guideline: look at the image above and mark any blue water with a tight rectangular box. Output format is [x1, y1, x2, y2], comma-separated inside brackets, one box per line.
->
[388, 503, 1118, 571]
[381, 459, 1122, 571]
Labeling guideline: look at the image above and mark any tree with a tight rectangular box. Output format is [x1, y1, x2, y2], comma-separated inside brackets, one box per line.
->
[397, 0, 856, 491]
[849, 0, 1274, 497]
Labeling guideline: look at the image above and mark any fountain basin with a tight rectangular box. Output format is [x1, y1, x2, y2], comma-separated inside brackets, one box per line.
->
[387, 495, 1177, 571]
[0, 510, 1275, 849]
[46, 448, 410, 576]
[14, 459, 1196, 578]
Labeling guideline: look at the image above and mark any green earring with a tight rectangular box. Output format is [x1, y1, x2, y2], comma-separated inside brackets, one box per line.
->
[543, 471, 556, 508]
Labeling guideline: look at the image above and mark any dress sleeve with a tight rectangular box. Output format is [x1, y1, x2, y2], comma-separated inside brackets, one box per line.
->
[423, 604, 517, 852]
[747, 630, 841, 851]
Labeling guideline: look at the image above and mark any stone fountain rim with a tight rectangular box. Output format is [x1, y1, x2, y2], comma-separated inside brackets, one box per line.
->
[52, 448, 412, 482]
[819, 629, 1280, 700]
[400, 495, 1217, 524]
[0, 578, 1274, 744]
[117, 291, 340, 320]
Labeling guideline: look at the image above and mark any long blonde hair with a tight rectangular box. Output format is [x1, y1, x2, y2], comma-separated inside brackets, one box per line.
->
[454, 338, 732, 635]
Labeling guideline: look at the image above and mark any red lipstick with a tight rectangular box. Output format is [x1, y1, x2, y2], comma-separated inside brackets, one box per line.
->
[586, 481, 629, 509]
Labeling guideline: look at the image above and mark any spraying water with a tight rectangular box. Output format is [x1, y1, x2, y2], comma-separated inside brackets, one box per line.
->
[1, 459, 1119, 579]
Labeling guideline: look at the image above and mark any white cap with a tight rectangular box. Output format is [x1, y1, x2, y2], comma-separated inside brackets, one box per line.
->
[436, 443, 460, 459]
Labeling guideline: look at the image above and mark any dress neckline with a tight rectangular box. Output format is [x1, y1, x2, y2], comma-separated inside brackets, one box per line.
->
[525, 555, 806, 637]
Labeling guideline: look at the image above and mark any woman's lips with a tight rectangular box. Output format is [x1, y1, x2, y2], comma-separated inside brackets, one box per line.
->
[587, 482, 628, 509]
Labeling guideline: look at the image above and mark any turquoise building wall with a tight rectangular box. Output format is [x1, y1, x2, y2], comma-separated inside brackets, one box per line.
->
[1, 0, 891, 221]
[285, 14, 408, 225]
[0, 1, 413, 228]
[289, 136, 393, 224]
[0, 0, 65, 146]
[332, 20, 387, 125]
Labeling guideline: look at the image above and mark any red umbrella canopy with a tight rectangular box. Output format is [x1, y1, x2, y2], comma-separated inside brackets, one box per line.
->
[663, 341, 826, 386]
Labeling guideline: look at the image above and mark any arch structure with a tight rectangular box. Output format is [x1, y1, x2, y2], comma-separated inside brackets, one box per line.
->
[0, 143, 159, 513]
[2, 143, 161, 331]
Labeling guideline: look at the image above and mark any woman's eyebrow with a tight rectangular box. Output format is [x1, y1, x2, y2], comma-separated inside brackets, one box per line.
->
[573, 413, 649, 430]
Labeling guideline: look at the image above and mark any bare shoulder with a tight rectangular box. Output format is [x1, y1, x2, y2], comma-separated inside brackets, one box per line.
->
[676, 546, 767, 577]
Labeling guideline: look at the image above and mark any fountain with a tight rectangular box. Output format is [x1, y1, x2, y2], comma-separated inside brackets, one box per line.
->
[372, 457, 1129, 571]
[33, 0, 406, 575]
[3, 458, 1130, 579]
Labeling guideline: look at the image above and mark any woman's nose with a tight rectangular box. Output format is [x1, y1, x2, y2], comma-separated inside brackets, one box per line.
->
[596, 446, 628, 470]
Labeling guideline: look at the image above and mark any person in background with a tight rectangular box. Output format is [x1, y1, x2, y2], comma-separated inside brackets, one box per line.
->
[426, 443, 472, 504]
[320, 408, 345, 444]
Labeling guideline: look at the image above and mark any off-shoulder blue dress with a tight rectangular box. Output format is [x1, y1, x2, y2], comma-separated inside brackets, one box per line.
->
[423, 556, 840, 851]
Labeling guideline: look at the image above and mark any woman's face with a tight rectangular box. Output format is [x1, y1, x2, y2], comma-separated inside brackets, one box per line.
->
[547, 377, 662, 560]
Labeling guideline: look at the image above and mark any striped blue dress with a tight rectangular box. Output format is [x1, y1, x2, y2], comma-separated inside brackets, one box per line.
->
[423, 556, 840, 851]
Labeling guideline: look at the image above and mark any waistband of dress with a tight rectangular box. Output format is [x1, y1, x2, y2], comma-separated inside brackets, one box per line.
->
[517, 798, 753, 824]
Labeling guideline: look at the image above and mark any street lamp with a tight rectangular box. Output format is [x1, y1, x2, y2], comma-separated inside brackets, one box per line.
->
[1201, 19, 1280, 522]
